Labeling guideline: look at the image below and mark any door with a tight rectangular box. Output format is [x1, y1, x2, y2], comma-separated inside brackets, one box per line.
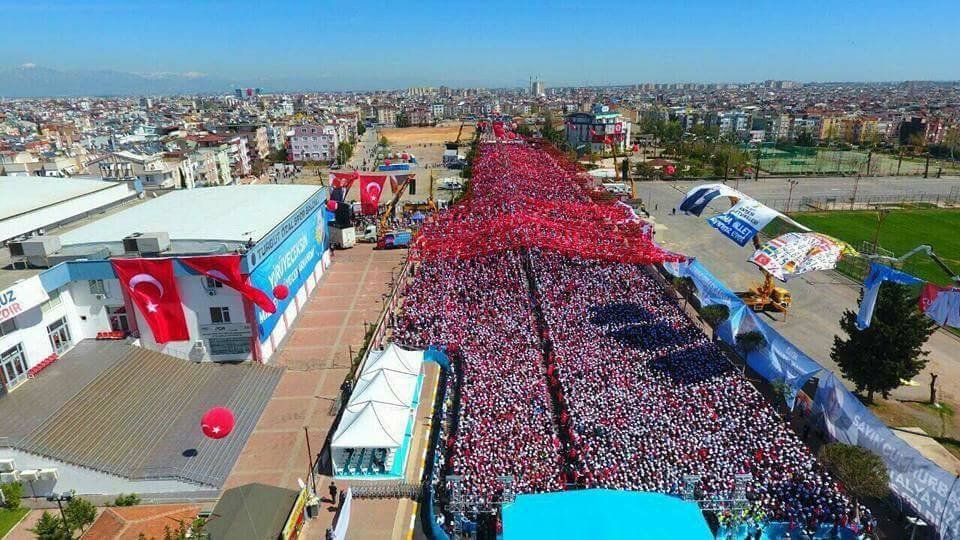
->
[47, 317, 73, 354]
[107, 306, 130, 333]
[1, 344, 29, 389]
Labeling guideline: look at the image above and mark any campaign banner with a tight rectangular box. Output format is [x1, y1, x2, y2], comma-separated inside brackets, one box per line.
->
[750, 232, 855, 281]
[0, 275, 49, 324]
[678, 183, 743, 216]
[707, 199, 781, 247]
[250, 208, 327, 341]
[856, 262, 923, 329]
[814, 372, 960, 538]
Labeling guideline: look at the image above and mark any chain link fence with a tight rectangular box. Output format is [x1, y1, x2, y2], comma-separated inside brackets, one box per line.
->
[761, 191, 960, 214]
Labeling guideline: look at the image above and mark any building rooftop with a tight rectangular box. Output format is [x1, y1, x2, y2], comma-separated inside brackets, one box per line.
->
[0, 176, 122, 222]
[1, 340, 282, 488]
[59, 184, 322, 247]
[85, 504, 203, 540]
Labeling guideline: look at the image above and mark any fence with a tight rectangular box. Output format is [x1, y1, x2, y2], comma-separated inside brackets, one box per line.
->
[760, 191, 960, 214]
[348, 481, 421, 500]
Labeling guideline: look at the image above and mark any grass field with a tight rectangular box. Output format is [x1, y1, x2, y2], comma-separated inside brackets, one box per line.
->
[0, 508, 29, 537]
[760, 148, 959, 176]
[792, 208, 960, 285]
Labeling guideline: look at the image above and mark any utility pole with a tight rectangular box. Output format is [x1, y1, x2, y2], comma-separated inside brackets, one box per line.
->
[754, 145, 761, 181]
[866, 149, 873, 176]
[785, 179, 799, 213]
[897, 151, 903, 176]
[871, 208, 891, 254]
[924, 153, 931, 178]
[850, 174, 861, 210]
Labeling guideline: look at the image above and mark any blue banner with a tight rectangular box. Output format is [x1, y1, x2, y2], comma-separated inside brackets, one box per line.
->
[707, 213, 760, 246]
[814, 372, 960, 538]
[856, 262, 923, 330]
[250, 208, 328, 341]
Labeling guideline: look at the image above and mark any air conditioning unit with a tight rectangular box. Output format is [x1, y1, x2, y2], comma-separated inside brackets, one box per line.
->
[38, 468, 59, 481]
[8, 236, 62, 258]
[122, 232, 170, 255]
[0, 459, 14, 472]
[0, 472, 19, 484]
[18, 469, 39, 482]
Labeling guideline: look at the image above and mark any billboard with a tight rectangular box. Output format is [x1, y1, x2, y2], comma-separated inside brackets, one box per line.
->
[250, 208, 328, 341]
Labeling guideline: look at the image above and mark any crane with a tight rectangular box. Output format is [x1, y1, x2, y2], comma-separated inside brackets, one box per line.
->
[870, 245, 959, 284]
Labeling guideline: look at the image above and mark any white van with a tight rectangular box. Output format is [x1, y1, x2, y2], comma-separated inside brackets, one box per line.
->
[602, 183, 630, 195]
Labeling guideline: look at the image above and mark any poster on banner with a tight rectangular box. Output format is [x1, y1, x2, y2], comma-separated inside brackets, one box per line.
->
[706, 199, 781, 246]
[678, 183, 745, 216]
[750, 232, 855, 281]
[250, 208, 327, 341]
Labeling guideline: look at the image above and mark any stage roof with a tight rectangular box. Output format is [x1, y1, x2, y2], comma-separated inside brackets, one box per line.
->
[502, 489, 712, 540]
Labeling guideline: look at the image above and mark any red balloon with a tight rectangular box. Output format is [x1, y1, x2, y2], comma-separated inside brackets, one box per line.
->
[385, 159, 391, 166]
[665, 164, 676, 176]
[326, 200, 338, 211]
[201, 406, 235, 439]
[273, 284, 289, 300]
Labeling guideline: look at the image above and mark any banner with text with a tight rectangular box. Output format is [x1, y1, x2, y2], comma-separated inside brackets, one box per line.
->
[707, 198, 781, 247]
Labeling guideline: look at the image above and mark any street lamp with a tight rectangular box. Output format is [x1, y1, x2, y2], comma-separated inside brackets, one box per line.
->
[785, 179, 799, 212]
[46, 491, 73, 533]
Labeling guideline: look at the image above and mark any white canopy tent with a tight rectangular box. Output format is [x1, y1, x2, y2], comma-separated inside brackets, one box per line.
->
[331, 344, 424, 476]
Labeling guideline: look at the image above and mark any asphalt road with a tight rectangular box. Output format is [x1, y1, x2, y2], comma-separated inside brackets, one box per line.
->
[640, 179, 960, 408]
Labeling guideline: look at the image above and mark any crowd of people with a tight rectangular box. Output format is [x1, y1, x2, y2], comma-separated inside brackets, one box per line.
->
[395, 140, 872, 535]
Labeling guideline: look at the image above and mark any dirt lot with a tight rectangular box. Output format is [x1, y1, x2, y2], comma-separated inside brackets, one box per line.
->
[380, 124, 475, 146]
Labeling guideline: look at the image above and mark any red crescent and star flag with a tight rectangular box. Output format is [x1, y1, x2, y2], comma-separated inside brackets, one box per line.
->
[359, 174, 387, 215]
[111, 258, 189, 343]
[330, 171, 359, 189]
[181, 255, 276, 313]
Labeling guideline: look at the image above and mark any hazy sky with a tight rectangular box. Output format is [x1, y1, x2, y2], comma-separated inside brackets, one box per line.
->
[2, 0, 959, 89]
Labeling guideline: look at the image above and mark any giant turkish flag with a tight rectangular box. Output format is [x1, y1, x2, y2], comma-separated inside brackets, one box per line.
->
[331, 171, 359, 189]
[111, 258, 189, 343]
[359, 174, 386, 215]
[181, 255, 276, 313]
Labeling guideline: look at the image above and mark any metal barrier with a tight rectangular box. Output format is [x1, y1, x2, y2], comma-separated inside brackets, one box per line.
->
[348, 481, 422, 500]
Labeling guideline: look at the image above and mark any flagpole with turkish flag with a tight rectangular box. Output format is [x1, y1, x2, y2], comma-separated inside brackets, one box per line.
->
[111, 258, 190, 343]
[359, 174, 387, 215]
[180, 255, 276, 313]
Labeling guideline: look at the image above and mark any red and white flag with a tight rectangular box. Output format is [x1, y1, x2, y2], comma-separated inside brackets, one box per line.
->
[359, 174, 386, 215]
[111, 258, 189, 343]
[181, 255, 276, 313]
[331, 171, 359, 189]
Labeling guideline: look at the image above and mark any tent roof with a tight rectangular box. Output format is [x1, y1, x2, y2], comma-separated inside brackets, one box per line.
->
[363, 344, 422, 376]
[332, 401, 409, 448]
[351, 368, 419, 408]
[206, 483, 299, 540]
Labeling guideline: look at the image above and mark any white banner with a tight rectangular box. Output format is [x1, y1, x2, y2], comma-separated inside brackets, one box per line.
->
[0, 276, 49, 324]
[332, 487, 352, 540]
[750, 232, 852, 281]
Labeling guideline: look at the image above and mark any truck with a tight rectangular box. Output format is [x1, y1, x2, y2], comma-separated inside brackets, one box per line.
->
[329, 225, 356, 249]
[376, 230, 413, 250]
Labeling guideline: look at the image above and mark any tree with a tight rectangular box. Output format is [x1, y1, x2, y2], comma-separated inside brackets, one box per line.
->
[379, 135, 389, 148]
[63, 496, 97, 535]
[395, 113, 411, 128]
[634, 161, 657, 180]
[29, 510, 71, 540]
[831, 283, 937, 403]
[514, 123, 534, 137]
[336, 142, 353, 166]
[356, 121, 366, 136]
[673, 277, 694, 309]
[113, 493, 141, 507]
[819, 443, 888, 521]
[541, 113, 566, 149]
[736, 330, 766, 354]
[699, 304, 730, 340]
[1, 481, 22, 509]
[795, 129, 815, 147]
[943, 126, 960, 161]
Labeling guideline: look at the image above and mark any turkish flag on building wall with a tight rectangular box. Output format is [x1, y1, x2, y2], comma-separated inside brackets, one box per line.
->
[181, 255, 276, 313]
[111, 258, 190, 343]
[359, 174, 386, 215]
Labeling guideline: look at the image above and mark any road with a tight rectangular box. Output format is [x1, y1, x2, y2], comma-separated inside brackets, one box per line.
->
[640, 179, 960, 419]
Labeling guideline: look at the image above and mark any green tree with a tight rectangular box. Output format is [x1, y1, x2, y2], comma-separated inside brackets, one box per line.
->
[541, 113, 566, 149]
[699, 304, 730, 340]
[395, 113, 411, 128]
[514, 123, 533, 137]
[113, 493, 141, 507]
[63, 496, 97, 535]
[29, 510, 71, 540]
[336, 142, 353, 166]
[943, 126, 960, 161]
[1, 482, 23, 509]
[673, 277, 694, 309]
[736, 330, 766, 354]
[356, 121, 366, 136]
[633, 161, 657, 180]
[831, 283, 936, 403]
[379, 135, 389, 148]
[819, 443, 889, 521]
[795, 129, 814, 147]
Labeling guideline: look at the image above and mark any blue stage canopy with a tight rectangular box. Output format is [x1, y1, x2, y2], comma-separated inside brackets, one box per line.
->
[502, 489, 712, 540]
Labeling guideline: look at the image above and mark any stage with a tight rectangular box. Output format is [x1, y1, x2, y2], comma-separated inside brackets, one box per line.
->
[501, 489, 712, 540]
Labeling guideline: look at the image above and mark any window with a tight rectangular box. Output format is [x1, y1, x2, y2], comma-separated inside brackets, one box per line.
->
[210, 307, 231, 324]
[204, 277, 223, 289]
[0, 318, 16, 338]
[1, 344, 28, 388]
[41, 289, 63, 314]
[89, 279, 108, 295]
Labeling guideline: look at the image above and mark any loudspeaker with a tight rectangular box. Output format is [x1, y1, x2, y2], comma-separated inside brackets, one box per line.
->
[334, 203, 353, 227]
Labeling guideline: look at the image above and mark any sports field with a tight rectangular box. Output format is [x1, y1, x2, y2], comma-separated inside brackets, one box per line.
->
[759, 148, 959, 176]
[793, 208, 960, 285]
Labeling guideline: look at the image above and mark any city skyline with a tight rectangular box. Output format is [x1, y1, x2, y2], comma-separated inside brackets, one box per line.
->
[1, 0, 958, 94]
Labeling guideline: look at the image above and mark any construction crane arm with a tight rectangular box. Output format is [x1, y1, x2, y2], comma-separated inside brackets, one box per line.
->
[869, 244, 960, 284]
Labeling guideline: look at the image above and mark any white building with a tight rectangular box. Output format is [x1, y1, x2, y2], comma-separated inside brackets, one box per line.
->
[286, 124, 340, 162]
[0, 184, 332, 394]
[565, 105, 632, 154]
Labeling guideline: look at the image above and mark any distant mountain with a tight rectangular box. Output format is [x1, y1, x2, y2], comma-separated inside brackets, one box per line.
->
[0, 66, 243, 97]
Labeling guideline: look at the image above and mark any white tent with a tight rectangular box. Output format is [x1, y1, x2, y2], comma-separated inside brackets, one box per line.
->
[331, 344, 424, 476]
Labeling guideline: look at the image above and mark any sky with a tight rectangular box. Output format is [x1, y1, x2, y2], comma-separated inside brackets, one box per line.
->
[1, 0, 959, 90]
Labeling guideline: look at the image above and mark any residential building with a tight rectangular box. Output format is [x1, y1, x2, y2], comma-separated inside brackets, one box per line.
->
[564, 105, 632, 154]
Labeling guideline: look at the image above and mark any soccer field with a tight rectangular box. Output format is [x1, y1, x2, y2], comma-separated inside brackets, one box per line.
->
[793, 209, 960, 285]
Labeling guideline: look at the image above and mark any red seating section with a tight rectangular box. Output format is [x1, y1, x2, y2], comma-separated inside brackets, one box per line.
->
[27, 353, 59, 378]
[95, 331, 127, 340]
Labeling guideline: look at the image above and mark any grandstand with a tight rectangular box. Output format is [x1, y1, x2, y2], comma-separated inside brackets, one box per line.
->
[0, 340, 281, 496]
